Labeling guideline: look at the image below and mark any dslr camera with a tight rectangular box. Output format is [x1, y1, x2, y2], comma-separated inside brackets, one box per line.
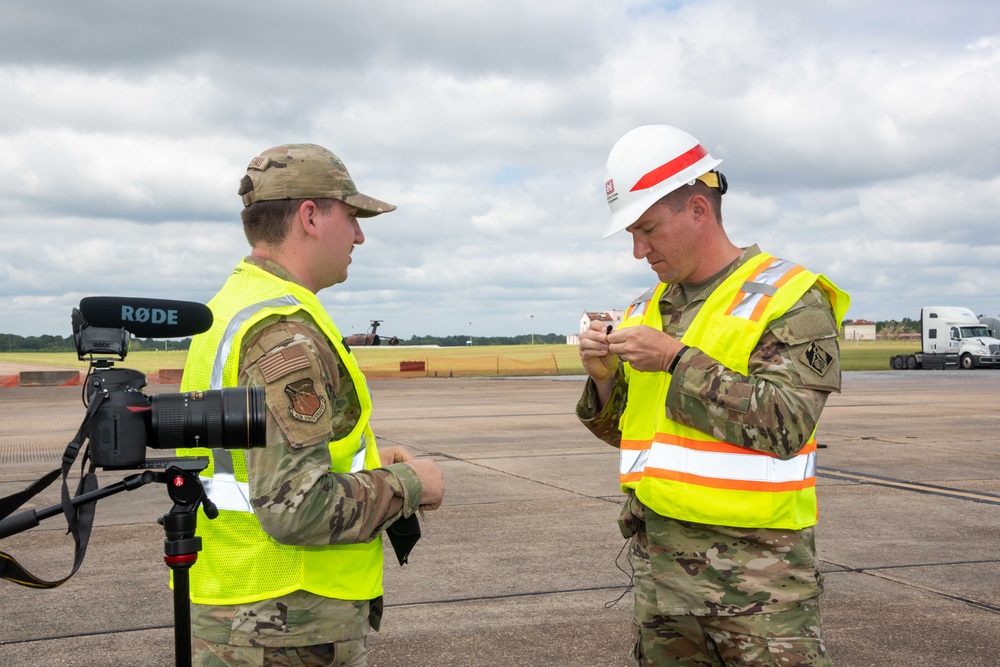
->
[72, 296, 266, 468]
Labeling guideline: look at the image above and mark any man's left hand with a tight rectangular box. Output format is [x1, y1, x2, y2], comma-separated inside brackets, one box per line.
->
[608, 324, 685, 373]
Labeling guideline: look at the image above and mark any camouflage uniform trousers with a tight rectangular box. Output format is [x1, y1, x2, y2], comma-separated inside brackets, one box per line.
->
[632, 601, 830, 667]
[629, 532, 831, 666]
[191, 637, 366, 667]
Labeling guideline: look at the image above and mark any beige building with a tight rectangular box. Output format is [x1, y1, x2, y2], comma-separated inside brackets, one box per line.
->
[844, 319, 877, 342]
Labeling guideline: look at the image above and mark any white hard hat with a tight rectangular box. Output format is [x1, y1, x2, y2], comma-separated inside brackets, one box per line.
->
[602, 125, 722, 238]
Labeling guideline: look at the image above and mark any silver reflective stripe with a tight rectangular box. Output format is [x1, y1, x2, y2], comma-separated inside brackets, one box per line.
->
[205, 294, 302, 506]
[754, 258, 795, 285]
[804, 452, 817, 478]
[351, 433, 367, 472]
[624, 286, 658, 321]
[644, 442, 814, 483]
[627, 300, 649, 320]
[729, 259, 795, 320]
[620, 449, 649, 476]
[210, 295, 303, 390]
[201, 472, 254, 512]
[632, 286, 658, 304]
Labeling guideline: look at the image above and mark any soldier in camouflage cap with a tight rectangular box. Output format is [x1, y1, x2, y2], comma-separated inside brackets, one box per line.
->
[577, 126, 849, 666]
[180, 143, 444, 667]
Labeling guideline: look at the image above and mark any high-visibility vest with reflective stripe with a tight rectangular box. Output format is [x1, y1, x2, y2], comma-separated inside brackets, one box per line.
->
[618, 253, 850, 529]
[177, 259, 383, 605]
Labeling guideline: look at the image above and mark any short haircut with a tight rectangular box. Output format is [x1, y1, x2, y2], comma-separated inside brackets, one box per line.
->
[239, 176, 336, 246]
[656, 181, 723, 223]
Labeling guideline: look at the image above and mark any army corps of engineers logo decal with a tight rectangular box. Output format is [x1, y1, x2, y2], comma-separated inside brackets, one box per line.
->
[284, 378, 328, 422]
[800, 340, 834, 376]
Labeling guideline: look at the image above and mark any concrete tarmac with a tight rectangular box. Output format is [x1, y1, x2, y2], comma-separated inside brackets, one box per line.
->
[0, 370, 998, 666]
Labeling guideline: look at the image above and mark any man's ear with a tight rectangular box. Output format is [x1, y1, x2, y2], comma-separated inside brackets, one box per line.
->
[297, 200, 321, 238]
[688, 193, 710, 222]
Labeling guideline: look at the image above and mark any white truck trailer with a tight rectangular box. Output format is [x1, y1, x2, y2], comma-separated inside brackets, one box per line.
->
[980, 315, 1000, 338]
[889, 306, 1000, 370]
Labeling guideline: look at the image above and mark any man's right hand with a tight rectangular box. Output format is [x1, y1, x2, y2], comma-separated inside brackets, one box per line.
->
[579, 320, 618, 406]
[407, 458, 445, 511]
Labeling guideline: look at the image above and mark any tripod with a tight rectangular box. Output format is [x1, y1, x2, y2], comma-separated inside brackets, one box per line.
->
[0, 457, 216, 667]
[155, 458, 218, 667]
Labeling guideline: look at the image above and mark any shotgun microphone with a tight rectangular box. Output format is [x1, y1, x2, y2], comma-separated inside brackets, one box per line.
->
[78, 296, 213, 338]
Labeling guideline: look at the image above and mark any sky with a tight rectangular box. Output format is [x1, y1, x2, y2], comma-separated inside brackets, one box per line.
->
[1, 0, 999, 340]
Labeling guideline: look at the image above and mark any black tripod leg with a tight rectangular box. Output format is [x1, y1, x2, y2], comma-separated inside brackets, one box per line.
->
[162, 509, 201, 667]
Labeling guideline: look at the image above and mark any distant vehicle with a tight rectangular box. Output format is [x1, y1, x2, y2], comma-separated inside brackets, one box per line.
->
[890, 306, 1000, 370]
[980, 315, 1000, 338]
[345, 320, 399, 347]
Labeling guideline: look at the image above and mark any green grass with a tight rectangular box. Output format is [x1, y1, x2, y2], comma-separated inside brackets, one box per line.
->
[838, 340, 920, 371]
[0, 340, 922, 376]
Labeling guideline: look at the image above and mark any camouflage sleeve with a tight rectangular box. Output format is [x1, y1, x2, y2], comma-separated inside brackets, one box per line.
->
[665, 285, 842, 459]
[575, 372, 629, 447]
[237, 318, 421, 547]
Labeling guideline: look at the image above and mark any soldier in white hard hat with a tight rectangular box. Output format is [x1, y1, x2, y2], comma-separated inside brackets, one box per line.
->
[179, 144, 445, 667]
[578, 126, 850, 666]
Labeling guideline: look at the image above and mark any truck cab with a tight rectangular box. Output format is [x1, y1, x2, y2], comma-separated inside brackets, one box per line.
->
[923, 307, 1000, 369]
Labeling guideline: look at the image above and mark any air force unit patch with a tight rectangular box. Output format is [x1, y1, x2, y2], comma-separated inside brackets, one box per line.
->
[284, 378, 328, 422]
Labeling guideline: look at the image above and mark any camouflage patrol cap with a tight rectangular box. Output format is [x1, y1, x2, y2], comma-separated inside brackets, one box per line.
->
[241, 143, 396, 218]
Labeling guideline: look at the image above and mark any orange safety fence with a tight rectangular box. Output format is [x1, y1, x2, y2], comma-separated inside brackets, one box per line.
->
[1, 371, 83, 387]
[359, 354, 561, 378]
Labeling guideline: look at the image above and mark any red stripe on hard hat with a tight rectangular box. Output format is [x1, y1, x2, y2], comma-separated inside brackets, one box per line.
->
[629, 144, 708, 192]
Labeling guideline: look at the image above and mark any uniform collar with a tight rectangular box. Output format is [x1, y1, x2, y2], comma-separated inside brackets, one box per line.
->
[662, 244, 762, 307]
[243, 255, 306, 288]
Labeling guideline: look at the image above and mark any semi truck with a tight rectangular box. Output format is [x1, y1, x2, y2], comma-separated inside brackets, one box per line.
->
[889, 306, 1000, 370]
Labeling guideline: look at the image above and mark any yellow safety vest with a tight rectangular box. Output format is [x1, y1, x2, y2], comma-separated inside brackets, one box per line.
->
[177, 259, 383, 605]
[618, 253, 850, 529]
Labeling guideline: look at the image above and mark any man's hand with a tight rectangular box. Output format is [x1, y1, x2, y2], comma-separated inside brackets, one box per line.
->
[579, 321, 619, 384]
[380, 445, 414, 466]
[580, 320, 630, 409]
[607, 324, 685, 373]
[406, 458, 445, 511]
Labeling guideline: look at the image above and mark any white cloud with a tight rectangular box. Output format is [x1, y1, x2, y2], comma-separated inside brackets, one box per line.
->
[1, 0, 1000, 340]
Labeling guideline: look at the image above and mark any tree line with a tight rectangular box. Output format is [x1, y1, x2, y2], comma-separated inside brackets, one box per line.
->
[873, 318, 919, 335]
[0, 334, 192, 353]
[404, 333, 567, 347]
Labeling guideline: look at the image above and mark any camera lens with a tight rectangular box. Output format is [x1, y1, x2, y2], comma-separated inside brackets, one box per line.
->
[150, 387, 266, 450]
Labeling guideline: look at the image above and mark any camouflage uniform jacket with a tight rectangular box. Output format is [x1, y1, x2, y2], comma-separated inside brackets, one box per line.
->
[191, 255, 423, 647]
[577, 245, 842, 617]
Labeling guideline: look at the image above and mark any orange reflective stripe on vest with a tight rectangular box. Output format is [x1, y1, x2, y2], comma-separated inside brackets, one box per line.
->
[620, 434, 817, 492]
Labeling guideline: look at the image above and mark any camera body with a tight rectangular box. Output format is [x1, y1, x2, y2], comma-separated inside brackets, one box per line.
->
[85, 367, 266, 469]
[86, 367, 151, 467]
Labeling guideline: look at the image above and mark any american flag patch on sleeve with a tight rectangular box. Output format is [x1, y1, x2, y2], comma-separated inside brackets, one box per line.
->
[258, 344, 311, 383]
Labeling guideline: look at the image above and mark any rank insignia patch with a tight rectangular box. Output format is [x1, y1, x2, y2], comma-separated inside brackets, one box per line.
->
[284, 378, 327, 423]
[800, 340, 834, 376]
